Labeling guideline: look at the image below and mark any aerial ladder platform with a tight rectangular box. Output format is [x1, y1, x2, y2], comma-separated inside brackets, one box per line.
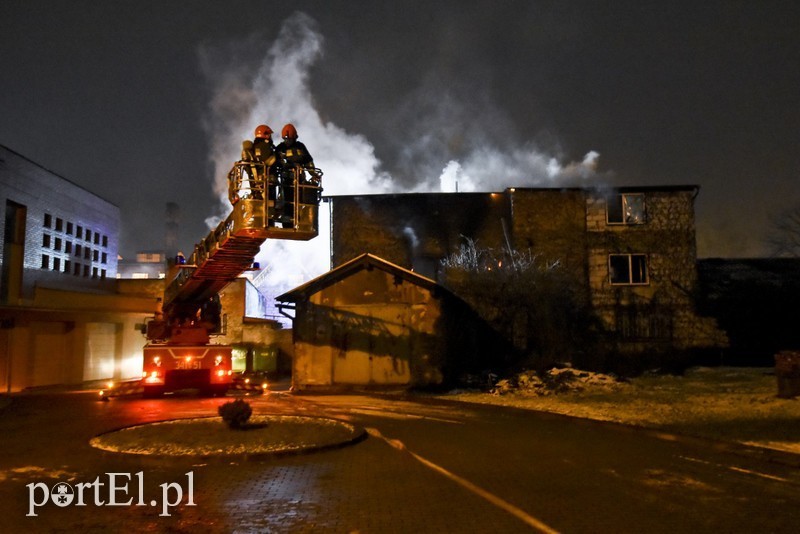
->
[134, 160, 322, 397]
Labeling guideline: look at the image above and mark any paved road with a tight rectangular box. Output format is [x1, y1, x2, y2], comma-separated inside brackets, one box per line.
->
[1, 389, 799, 533]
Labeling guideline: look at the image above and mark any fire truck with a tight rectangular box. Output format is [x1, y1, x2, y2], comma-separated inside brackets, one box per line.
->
[140, 158, 322, 397]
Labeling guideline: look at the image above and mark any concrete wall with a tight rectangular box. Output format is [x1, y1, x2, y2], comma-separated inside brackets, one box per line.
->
[0, 145, 120, 302]
[291, 267, 445, 390]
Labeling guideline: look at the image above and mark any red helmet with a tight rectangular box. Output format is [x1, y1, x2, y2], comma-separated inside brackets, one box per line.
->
[255, 124, 273, 138]
[281, 123, 298, 139]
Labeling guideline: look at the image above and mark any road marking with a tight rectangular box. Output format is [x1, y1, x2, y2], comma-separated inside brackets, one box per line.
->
[366, 428, 560, 534]
[680, 456, 792, 483]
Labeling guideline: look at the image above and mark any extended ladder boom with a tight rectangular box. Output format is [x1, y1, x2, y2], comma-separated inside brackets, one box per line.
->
[147, 162, 322, 342]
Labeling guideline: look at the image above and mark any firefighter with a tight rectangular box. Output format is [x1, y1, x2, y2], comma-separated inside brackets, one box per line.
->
[275, 123, 316, 180]
[250, 124, 279, 200]
[276, 124, 320, 224]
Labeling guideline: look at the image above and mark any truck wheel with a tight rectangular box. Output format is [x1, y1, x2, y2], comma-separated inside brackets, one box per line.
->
[204, 385, 228, 397]
[143, 386, 164, 398]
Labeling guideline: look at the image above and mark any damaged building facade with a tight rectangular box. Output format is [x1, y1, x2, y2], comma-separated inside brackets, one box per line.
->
[329, 186, 727, 370]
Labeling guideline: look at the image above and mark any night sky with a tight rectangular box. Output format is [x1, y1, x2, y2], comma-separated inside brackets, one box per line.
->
[1, 1, 798, 269]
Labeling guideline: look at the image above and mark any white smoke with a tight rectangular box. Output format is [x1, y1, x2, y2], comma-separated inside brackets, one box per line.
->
[201, 12, 605, 316]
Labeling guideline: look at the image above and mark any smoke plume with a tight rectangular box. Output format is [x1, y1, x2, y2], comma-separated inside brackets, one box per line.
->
[200, 12, 605, 315]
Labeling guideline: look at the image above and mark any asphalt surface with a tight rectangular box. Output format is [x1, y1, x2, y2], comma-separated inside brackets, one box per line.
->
[1, 387, 799, 533]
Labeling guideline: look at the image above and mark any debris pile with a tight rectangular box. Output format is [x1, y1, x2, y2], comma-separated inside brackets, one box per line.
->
[491, 367, 627, 396]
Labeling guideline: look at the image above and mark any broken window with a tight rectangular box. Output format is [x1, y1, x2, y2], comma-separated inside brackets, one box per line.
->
[607, 193, 646, 224]
[609, 254, 649, 285]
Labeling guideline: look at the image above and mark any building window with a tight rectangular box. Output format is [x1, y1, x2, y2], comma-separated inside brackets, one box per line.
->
[53, 257, 61, 271]
[607, 193, 646, 225]
[41, 255, 49, 269]
[76, 225, 82, 239]
[54, 237, 62, 251]
[42, 234, 51, 248]
[64, 260, 71, 272]
[94, 233, 100, 245]
[84, 248, 91, 260]
[66, 222, 73, 235]
[85, 229, 92, 242]
[101, 252, 107, 264]
[92, 267, 98, 279]
[73, 262, 81, 276]
[609, 254, 649, 285]
[55, 218, 63, 232]
[65, 241, 72, 254]
[44, 214, 52, 228]
[101, 269, 107, 280]
[75, 244, 82, 256]
[102, 235, 108, 247]
[132, 272, 149, 279]
[93, 250, 99, 262]
[83, 265, 90, 277]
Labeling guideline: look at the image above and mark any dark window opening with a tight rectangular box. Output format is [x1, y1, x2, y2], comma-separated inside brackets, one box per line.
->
[55, 218, 63, 232]
[54, 237, 61, 251]
[42, 234, 51, 248]
[44, 214, 52, 228]
[53, 257, 61, 271]
[66, 222, 73, 235]
[41, 255, 49, 269]
[609, 254, 649, 285]
[102, 235, 108, 247]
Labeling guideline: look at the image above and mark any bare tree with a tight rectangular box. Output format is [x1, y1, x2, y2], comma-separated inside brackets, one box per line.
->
[767, 205, 800, 257]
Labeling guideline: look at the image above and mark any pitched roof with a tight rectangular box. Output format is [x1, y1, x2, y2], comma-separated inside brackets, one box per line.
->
[276, 253, 440, 303]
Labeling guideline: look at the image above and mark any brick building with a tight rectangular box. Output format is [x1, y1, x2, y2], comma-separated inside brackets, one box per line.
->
[329, 186, 727, 365]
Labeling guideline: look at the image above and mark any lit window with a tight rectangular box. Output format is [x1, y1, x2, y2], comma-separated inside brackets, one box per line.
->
[607, 193, 646, 225]
[609, 254, 649, 285]
[132, 272, 149, 279]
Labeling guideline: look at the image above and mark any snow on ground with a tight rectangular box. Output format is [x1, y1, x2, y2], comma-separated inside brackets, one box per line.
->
[445, 367, 800, 455]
